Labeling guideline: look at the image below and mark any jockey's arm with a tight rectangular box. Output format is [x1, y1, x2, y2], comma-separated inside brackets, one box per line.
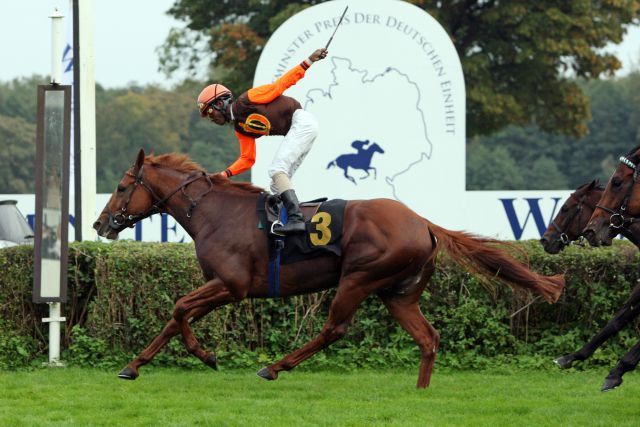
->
[247, 60, 312, 104]
[224, 131, 256, 177]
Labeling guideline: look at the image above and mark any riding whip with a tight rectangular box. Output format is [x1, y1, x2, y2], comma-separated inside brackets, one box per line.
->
[325, 6, 349, 49]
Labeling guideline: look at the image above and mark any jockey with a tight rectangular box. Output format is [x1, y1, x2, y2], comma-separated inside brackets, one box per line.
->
[197, 48, 328, 235]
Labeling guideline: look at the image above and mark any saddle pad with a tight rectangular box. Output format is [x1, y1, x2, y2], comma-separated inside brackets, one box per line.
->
[281, 198, 346, 265]
[256, 193, 346, 265]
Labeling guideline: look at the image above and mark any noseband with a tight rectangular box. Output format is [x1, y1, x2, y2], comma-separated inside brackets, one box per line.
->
[108, 165, 213, 229]
[595, 156, 640, 229]
[550, 193, 587, 246]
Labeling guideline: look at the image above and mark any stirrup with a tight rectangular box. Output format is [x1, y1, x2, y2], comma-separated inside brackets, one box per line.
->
[270, 220, 285, 237]
[278, 219, 306, 235]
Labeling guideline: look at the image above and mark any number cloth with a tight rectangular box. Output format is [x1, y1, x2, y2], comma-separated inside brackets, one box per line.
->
[256, 194, 346, 265]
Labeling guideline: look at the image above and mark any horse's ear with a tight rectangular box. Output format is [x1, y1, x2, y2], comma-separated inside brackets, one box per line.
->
[135, 148, 145, 170]
[588, 179, 597, 189]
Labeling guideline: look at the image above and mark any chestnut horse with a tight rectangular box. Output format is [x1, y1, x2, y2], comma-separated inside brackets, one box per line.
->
[581, 146, 640, 391]
[93, 149, 564, 388]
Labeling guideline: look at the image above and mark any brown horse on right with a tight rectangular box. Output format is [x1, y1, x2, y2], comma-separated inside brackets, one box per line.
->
[540, 180, 604, 254]
[542, 177, 640, 391]
[93, 149, 564, 388]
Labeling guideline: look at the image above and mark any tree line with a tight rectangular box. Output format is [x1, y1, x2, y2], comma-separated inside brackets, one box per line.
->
[0, 71, 639, 193]
[468, 73, 640, 190]
[0, 76, 238, 193]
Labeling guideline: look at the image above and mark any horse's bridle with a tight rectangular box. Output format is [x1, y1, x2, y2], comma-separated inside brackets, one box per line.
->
[108, 165, 213, 230]
[550, 193, 588, 246]
[595, 156, 640, 229]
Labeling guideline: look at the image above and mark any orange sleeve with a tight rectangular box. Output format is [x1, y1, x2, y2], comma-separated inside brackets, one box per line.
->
[247, 60, 311, 104]
[226, 131, 256, 176]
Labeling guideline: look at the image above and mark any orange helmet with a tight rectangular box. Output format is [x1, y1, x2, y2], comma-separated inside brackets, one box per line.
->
[197, 84, 232, 117]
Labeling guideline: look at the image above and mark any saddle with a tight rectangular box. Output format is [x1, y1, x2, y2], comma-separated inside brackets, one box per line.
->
[262, 194, 328, 235]
[256, 193, 346, 261]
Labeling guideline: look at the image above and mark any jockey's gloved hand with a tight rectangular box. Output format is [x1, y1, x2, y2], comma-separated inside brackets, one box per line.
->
[309, 48, 328, 62]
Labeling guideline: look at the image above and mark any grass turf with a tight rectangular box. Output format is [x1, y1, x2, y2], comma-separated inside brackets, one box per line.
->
[0, 367, 638, 426]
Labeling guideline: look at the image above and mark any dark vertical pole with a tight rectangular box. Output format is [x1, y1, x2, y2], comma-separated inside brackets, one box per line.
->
[73, 0, 82, 241]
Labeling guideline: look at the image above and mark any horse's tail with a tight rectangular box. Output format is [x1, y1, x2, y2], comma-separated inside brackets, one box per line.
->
[326, 159, 336, 169]
[426, 221, 564, 304]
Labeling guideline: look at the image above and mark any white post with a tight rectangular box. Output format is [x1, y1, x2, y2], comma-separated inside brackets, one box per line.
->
[78, 0, 97, 241]
[47, 8, 66, 366]
[50, 8, 64, 84]
[43, 303, 65, 366]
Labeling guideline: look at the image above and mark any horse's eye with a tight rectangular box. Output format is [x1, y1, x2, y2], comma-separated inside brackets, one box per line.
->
[561, 205, 569, 213]
[611, 177, 623, 187]
[117, 185, 126, 193]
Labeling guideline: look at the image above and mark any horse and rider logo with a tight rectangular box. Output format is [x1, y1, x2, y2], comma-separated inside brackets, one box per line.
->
[326, 139, 385, 184]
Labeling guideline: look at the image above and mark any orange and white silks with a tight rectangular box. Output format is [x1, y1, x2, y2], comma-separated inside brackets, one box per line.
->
[226, 61, 312, 177]
[246, 61, 310, 104]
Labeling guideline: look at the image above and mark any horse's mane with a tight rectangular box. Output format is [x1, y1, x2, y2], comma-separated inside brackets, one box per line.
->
[574, 180, 605, 192]
[146, 152, 264, 194]
[625, 144, 640, 158]
[210, 175, 265, 194]
[147, 153, 205, 174]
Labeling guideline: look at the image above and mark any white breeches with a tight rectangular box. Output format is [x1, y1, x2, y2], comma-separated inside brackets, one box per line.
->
[268, 109, 319, 194]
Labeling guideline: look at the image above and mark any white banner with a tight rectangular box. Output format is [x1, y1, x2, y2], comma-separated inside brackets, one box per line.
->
[252, 0, 467, 229]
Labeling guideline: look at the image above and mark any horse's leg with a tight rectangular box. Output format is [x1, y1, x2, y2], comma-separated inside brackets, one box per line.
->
[555, 281, 640, 369]
[257, 282, 369, 380]
[602, 339, 640, 391]
[118, 279, 234, 379]
[342, 167, 356, 184]
[378, 264, 438, 388]
[172, 279, 236, 368]
[118, 303, 213, 379]
[380, 295, 438, 388]
[359, 169, 370, 180]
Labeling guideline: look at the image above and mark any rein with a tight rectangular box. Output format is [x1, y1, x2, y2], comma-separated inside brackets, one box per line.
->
[109, 165, 213, 229]
[595, 156, 640, 229]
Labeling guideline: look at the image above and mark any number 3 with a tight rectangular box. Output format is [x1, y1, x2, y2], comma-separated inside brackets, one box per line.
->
[310, 212, 332, 246]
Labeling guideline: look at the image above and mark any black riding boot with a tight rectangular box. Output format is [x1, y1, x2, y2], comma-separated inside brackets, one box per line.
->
[277, 189, 306, 235]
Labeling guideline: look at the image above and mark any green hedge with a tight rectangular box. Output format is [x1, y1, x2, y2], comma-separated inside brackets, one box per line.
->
[1, 240, 639, 370]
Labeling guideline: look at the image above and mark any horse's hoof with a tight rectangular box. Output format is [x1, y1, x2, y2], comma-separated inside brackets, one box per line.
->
[601, 377, 622, 392]
[117, 367, 138, 380]
[257, 367, 276, 381]
[554, 355, 574, 369]
[204, 354, 218, 371]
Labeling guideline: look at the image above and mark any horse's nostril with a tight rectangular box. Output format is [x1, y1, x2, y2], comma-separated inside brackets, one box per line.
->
[583, 229, 597, 245]
[93, 220, 101, 230]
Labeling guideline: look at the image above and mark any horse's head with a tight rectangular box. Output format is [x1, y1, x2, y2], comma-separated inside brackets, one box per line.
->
[583, 146, 640, 247]
[540, 180, 602, 254]
[93, 148, 155, 239]
[371, 143, 385, 154]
